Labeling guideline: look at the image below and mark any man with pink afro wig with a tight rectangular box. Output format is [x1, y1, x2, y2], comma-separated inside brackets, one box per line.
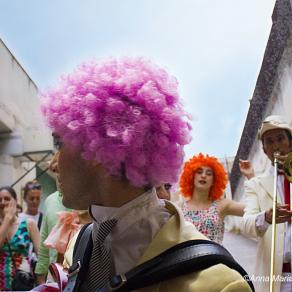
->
[41, 57, 252, 291]
[42, 57, 191, 188]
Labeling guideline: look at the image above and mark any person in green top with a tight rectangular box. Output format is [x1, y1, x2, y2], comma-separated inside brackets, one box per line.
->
[35, 153, 71, 284]
[35, 190, 71, 283]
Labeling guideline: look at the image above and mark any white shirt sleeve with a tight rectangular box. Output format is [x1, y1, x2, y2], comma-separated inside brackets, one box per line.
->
[255, 211, 269, 233]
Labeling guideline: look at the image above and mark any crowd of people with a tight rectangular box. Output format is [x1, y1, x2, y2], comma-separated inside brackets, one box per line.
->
[0, 180, 92, 291]
[0, 186, 39, 290]
[0, 57, 291, 292]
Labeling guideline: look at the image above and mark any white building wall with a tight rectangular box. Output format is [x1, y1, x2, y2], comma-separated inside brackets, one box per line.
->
[235, 37, 292, 201]
[0, 39, 52, 197]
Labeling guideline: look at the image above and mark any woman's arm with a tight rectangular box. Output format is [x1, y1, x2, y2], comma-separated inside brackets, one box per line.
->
[220, 199, 245, 218]
[35, 210, 50, 284]
[0, 200, 17, 248]
[0, 217, 12, 248]
[27, 219, 40, 254]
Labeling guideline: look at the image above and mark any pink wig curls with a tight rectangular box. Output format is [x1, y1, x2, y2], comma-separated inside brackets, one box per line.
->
[41, 57, 192, 187]
[180, 153, 227, 201]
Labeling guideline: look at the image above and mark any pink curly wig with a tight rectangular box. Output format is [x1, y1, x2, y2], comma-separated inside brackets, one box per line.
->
[41, 57, 192, 187]
[179, 153, 227, 200]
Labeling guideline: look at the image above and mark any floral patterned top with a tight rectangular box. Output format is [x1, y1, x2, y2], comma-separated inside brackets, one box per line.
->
[182, 200, 224, 244]
[0, 219, 32, 291]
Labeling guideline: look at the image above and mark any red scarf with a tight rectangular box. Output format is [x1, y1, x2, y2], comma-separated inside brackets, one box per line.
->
[284, 176, 291, 208]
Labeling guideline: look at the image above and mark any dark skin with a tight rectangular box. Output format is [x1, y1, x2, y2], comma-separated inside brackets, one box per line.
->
[261, 129, 292, 224]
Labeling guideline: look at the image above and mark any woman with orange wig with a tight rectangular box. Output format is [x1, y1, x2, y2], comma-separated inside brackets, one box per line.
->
[180, 153, 244, 244]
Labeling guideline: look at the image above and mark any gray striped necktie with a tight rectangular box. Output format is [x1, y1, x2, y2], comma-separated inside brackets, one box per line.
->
[87, 218, 118, 291]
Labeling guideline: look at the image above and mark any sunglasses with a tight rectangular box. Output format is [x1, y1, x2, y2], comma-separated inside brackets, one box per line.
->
[26, 183, 42, 191]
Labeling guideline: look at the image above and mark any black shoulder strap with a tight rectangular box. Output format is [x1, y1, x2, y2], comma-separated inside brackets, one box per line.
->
[65, 230, 254, 292]
[110, 239, 254, 292]
[64, 223, 93, 292]
[72, 222, 93, 258]
[37, 212, 43, 230]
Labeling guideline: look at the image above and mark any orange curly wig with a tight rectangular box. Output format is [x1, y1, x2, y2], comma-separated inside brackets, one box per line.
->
[179, 153, 227, 201]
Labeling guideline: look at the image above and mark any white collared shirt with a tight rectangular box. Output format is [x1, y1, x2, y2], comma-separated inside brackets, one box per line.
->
[255, 166, 291, 263]
[89, 188, 171, 274]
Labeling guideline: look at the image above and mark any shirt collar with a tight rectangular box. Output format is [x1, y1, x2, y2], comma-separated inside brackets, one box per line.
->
[89, 187, 161, 224]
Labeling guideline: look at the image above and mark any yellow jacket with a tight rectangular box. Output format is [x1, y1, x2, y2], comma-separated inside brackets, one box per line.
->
[64, 201, 251, 291]
[137, 201, 252, 292]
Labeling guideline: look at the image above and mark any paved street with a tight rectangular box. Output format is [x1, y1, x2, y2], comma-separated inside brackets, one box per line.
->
[223, 231, 257, 276]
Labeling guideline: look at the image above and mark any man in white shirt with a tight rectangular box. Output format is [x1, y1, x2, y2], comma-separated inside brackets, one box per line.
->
[242, 115, 292, 292]
[41, 57, 251, 291]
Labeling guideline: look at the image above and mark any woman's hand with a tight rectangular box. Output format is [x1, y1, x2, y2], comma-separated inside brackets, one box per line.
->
[3, 199, 17, 223]
[0, 199, 17, 248]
